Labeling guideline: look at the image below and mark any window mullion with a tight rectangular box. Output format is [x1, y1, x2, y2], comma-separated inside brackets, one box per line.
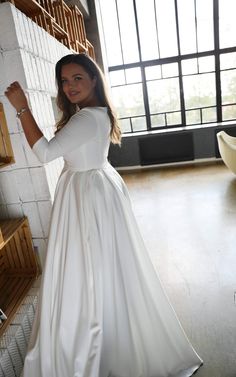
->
[214, 0, 222, 122]
[174, 0, 186, 126]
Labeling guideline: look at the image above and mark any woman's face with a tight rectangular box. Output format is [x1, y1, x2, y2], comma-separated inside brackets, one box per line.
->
[61, 63, 97, 108]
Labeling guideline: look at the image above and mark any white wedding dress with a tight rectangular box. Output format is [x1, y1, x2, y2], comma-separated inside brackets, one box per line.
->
[22, 107, 202, 377]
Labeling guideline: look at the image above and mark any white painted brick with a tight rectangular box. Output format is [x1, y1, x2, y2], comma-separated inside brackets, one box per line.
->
[37, 26, 45, 58]
[29, 167, 51, 201]
[3, 50, 27, 90]
[30, 55, 40, 89]
[37, 201, 52, 238]
[43, 60, 50, 92]
[35, 58, 44, 91]
[0, 171, 20, 204]
[14, 7, 28, 51]
[21, 50, 33, 89]
[33, 238, 47, 269]
[0, 186, 6, 205]
[10, 133, 28, 169]
[7, 203, 23, 218]
[22, 11, 34, 53]
[0, 55, 7, 94]
[33, 23, 43, 58]
[0, 3, 18, 50]
[41, 94, 51, 127]
[0, 204, 9, 219]
[37, 92, 47, 128]
[14, 168, 35, 202]
[28, 18, 38, 55]
[28, 91, 40, 125]
[22, 202, 44, 238]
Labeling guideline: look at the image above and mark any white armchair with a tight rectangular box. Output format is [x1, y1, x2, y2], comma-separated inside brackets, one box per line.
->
[217, 130, 236, 174]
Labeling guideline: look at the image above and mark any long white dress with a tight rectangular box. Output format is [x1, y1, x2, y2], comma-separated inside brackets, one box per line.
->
[22, 107, 203, 377]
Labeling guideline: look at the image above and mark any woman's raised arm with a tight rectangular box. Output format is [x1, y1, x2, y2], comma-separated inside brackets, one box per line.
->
[4, 81, 43, 148]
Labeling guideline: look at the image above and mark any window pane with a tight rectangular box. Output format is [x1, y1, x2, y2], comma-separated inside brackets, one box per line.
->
[111, 83, 145, 118]
[119, 118, 132, 133]
[178, 0, 197, 54]
[145, 66, 162, 80]
[131, 116, 147, 131]
[166, 111, 181, 125]
[151, 114, 165, 127]
[162, 63, 179, 78]
[198, 56, 215, 73]
[182, 59, 198, 75]
[155, 0, 178, 57]
[148, 78, 180, 113]
[220, 52, 236, 70]
[109, 70, 125, 86]
[116, 0, 140, 63]
[202, 107, 217, 123]
[196, 0, 214, 52]
[183, 73, 216, 109]
[99, 0, 122, 66]
[136, 0, 159, 60]
[186, 109, 201, 125]
[222, 105, 236, 121]
[125, 68, 142, 84]
[219, 0, 236, 48]
[221, 70, 236, 105]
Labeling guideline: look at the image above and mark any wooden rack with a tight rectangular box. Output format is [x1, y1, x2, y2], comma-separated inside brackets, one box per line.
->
[7, 0, 96, 60]
[0, 103, 15, 169]
[0, 217, 41, 337]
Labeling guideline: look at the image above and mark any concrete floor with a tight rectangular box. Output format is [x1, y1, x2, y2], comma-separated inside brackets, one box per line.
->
[121, 161, 236, 377]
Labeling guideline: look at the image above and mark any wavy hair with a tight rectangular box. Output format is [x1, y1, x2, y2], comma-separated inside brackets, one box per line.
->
[55, 53, 121, 145]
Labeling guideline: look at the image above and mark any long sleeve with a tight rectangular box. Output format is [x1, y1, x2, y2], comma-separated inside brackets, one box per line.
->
[32, 108, 98, 164]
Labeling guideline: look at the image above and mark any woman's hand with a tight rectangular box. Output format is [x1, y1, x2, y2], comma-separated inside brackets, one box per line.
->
[4, 81, 29, 112]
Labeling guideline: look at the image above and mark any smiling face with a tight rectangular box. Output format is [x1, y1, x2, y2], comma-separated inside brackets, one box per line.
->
[61, 63, 98, 108]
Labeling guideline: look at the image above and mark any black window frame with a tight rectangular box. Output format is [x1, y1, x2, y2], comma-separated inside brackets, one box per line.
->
[101, 0, 236, 134]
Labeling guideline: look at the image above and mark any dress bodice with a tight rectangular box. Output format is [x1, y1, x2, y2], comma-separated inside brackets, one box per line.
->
[32, 107, 110, 171]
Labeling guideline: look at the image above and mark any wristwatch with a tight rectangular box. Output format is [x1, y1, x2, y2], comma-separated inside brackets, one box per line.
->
[16, 107, 29, 118]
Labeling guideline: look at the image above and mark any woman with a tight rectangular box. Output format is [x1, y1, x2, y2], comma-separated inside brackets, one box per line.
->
[5, 54, 203, 377]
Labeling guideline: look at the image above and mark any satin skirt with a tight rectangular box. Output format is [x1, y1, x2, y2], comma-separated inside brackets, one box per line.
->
[22, 163, 202, 377]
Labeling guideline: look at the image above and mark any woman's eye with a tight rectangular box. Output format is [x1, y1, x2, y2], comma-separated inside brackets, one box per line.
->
[61, 79, 67, 84]
[75, 76, 82, 81]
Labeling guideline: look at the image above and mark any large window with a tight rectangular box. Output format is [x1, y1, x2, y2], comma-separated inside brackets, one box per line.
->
[99, 0, 236, 133]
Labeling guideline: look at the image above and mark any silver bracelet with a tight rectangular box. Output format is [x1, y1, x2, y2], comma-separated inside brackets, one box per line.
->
[16, 107, 29, 118]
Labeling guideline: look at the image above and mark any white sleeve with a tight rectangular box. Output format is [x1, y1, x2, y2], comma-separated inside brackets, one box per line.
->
[32, 108, 97, 164]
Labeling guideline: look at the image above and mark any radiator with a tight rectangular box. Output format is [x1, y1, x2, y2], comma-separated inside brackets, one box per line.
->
[138, 131, 194, 165]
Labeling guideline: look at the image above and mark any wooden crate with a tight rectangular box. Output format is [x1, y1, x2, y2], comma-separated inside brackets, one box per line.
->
[0, 217, 41, 337]
[0, 103, 15, 169]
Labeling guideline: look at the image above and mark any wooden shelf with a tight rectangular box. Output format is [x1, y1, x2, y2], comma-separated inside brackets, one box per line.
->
[0, 103, 15, 170]
[0, 217, 41, 337]
[8, 0, 96, 58]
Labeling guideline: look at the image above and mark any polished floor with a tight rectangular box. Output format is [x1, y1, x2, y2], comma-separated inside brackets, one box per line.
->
[121, 161, 236, 377]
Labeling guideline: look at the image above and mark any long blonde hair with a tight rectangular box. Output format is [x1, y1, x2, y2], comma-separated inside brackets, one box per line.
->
[55, 53, 121, 145]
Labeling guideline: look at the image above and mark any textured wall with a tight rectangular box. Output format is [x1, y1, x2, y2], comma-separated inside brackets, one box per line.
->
[0, 2, 70, 266]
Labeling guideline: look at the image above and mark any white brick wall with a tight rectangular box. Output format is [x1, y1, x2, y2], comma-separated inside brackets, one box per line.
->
[0, 2, 69, 266]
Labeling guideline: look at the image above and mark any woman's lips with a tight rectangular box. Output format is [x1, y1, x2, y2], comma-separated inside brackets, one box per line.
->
[69, 91, 79, 96]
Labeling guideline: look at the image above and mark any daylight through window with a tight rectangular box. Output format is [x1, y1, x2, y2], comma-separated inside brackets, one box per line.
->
[99, 0, 236, 133]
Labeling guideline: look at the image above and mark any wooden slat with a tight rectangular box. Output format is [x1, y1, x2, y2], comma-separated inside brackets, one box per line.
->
[8, 0, 96, 61]
[0, 218, 25, 249]
[0, 277, 35, 337]
[0, 216, 40, 336]
[0, 103, 15, 170]
[5, 243, 16, 269]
